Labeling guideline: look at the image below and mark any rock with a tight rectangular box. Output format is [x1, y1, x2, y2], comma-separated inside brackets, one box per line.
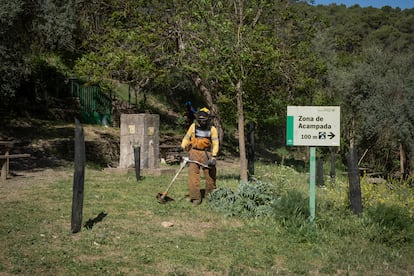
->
[161, 221, 174, 228]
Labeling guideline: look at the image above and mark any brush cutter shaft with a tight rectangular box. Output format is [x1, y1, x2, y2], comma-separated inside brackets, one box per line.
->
[162, 159, 187, 196]
[158, 157, 209, 201]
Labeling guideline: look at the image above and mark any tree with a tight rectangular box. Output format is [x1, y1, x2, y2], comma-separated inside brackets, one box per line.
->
[0, 0, 26, 102]
[0, 0, 80, 107]
[332, 47, 414, 176]
[74, 0, 170, 99]
[174, 0, 320, 180]
[175, 0, 274, 181]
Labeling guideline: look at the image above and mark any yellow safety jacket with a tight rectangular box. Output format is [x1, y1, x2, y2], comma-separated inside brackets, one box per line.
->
[181, 123, 219, 157]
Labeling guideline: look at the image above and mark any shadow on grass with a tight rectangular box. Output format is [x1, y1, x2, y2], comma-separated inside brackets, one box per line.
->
[84, 211, 108, 230]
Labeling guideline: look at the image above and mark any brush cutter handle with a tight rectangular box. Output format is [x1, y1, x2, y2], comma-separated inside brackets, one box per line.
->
[182, 157, 209, 168]
[191, 160, 209, 168]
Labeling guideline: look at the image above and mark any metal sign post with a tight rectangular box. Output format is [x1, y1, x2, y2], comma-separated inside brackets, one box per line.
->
[309, 147, 316, 223]
[286, 106, 340, 223]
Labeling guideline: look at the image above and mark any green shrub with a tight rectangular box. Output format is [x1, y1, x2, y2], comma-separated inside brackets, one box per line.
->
[208, 179, 309, 224]
[208, 180, 276, 218]
[364, 203, 414, 246]
[270, 190, 309, 221]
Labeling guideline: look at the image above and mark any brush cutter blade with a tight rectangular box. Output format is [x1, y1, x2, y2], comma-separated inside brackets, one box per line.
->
[156, 192, 174, 204]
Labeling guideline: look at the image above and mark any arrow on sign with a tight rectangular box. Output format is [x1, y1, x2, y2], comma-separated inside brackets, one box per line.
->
[328, 132, 335, 139]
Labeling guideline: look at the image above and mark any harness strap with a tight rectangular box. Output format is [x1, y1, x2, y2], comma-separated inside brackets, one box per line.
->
[192, 147, 211, 152]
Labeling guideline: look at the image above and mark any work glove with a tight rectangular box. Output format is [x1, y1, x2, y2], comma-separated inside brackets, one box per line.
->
[208, 157, 216, 167]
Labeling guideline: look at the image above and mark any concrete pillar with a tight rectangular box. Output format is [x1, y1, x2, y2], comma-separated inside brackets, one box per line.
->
[119, 114, 159, 169]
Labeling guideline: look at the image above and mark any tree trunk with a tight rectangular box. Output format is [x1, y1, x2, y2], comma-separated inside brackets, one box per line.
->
[128, 84, 131, 107]
[247, 121, 255, 179]
[400, 142, 405, 178]
[237, 80, 248, 182]
[191, 73, 224, 146]
[235, 0, 248, 182]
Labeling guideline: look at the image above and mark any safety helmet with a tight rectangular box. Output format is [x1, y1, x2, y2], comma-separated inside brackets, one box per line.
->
[196, 107, 210, 121]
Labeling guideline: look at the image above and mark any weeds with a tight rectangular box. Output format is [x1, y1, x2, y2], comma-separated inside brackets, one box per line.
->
[1, 163, 414, 274]
[364, 203, 414, 245]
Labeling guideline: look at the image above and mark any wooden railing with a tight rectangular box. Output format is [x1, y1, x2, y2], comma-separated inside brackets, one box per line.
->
[0, 141, 30, 181]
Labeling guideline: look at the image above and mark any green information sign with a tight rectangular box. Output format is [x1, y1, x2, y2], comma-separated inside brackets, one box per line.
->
[286, 106, 341, 223]
[286, 106, 340, 147]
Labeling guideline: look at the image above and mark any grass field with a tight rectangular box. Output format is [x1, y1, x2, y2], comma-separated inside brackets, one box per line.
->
[1, 161, 414, 275]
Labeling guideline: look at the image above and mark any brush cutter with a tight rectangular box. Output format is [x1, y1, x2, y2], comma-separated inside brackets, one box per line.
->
[156, 157, 209, 204]
[183, 156, 209, 168]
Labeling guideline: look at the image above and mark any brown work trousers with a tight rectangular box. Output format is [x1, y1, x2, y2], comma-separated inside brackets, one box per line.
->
[188, 148, 216, 201]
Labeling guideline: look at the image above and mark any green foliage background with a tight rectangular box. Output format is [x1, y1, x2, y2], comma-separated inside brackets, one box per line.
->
[1, 0, 414, 174]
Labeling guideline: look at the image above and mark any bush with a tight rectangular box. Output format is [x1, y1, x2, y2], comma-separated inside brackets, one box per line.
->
[364, 203, 414, 246]
[208, 180, 276, 218]
[270, 190, 309, 222]
[208, 179, 309, 224]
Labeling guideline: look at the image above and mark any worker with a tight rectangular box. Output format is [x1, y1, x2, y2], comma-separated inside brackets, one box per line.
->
[181, 107, 219, 206]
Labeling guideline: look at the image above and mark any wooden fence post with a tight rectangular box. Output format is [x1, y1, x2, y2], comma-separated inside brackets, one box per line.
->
[330, 147, 336, 181]
[317, 157, 324, 187]
[347, 147, 362, 215]
[71, 118, 85, 233]
[134, 145, 141, 181]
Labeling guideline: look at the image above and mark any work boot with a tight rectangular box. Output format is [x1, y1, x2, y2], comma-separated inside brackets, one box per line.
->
[192, 199, 202, 206]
